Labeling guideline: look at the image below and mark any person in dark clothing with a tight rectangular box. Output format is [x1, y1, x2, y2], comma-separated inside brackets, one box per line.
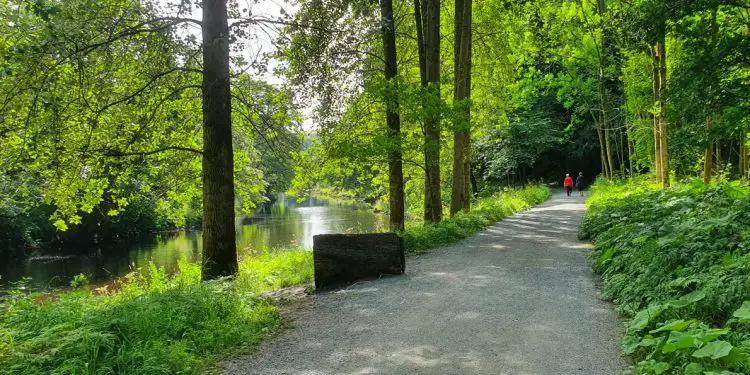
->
[563, 173, 574, 196]
[575, 172, 585, 196]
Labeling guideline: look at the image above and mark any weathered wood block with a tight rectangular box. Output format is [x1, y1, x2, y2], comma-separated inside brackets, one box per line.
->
[313, 233, 405, 289]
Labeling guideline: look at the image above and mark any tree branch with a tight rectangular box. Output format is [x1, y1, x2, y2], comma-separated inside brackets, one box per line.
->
[101, 146, 203, 157]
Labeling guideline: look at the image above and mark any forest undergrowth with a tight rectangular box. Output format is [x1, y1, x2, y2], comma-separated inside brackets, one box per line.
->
[0, 185, 548, 374]
[0, 251, 313, 375]
[582, 177, 750, 374]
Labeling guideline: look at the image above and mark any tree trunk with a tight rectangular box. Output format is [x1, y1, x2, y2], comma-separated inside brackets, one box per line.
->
[627, 119, 635, 177]
[598, 69, 615, 179]
[704, 118, 713, 184]
[423, 0, 442, 223]
[739, 138, 746, 180]
[380, 0, 405, 232]
[595, 120, 608, 178]
[716, 141, 722, 173]
[469, 165, 478, 198]
[656, 37, 669, 187]
[201, 0, 238, 280]
[653, 113, 662, 182]
[413, 0, 427, 88]
[651, 44, 662, 184]
[450, 0, 472, 216]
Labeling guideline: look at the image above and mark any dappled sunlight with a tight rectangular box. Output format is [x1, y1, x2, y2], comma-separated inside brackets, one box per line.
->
[530, 202, 587, 213]
[453, 311, 482, 320]
[226, 193, 624, 374]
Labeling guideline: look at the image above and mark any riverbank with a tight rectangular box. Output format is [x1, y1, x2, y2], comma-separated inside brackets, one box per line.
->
[581, 177, 750, 374]
[0, 194, 384, 292]
[0, 185, 549, 374]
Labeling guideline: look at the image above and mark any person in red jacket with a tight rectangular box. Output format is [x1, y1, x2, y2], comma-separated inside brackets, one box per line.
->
[564, 173, 574, 196]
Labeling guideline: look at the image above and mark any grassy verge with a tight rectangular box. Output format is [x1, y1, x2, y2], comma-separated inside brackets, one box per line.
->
[403, 185, 551, 255]
[0, 251, 313, 375]
[581, 177, 750, 374]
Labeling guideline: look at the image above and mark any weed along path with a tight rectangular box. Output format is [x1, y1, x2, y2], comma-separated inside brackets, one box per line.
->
[224, 191, 626, 375]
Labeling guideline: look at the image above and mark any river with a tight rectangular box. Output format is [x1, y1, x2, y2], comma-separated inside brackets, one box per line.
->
[0, 195, 386, 291]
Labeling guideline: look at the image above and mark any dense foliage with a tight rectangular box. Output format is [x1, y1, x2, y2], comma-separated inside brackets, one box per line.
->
[0, 251, 313, 375]
[0, 0, 302, 259]
[582, 179, 750, 374]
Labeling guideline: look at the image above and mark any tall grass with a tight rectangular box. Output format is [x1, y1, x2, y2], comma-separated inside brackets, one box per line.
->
[0, 251, 313, 375]
[582, 177, 750, 374]
[403, 185, 551, 255]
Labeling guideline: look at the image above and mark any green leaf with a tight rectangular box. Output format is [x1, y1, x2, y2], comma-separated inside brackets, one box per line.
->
[683, 362, 702, 375]
[53, 219, 68, 231]
[630, 304, 667, 331]
[662, 331, 698, 353]
[622, 334, 642, 355]
[598, 248, 616, 265]
[698, 328, 730, 343]
[650, 319, 695, 334]
[668, 291, 706, 308]
[692, 340, 733, 359]
[732, 301, 750, 320]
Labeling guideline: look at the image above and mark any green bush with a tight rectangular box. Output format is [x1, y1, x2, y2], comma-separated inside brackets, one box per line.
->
[581, 177, 750, 374]
[0, 251, 313, 375]
[403, 185, 551, 255]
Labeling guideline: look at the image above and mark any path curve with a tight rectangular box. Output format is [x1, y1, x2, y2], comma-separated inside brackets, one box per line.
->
[224, 191, 626, 375]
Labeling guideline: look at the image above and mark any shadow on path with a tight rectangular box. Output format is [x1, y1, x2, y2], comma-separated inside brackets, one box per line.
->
[223, 191, 626, 375]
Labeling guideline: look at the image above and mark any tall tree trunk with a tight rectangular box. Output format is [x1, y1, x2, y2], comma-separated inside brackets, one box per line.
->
[656, 36, 669, 187]
[380, 0, 405, 231]
[423, 0, 442, 223]
[413, 0, 427, 88]
[716, 141, 722, 173]
[470, 165, 478, 197]
[594, 118, 608, 178]
[704, 9, 717, 185]
[450, 0, 472, 216]
[704, 118, 713, 184]
[201, 0, 238, 280]
[739, 136, 746, 180]
[627, 119, 635, 177]
[653, 114, 662, 181]
[651, 45, 662, 184]
[598, 70, 615, 179]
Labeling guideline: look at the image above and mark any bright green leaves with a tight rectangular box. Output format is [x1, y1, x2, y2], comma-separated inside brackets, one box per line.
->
[630, 304, 669, 332]
[650, 319, 696, 334]
[0, 0, 303, 238]
[587, 180, 750, 374]
[732, 302, 750, 321]
[692, 341, 734, 360]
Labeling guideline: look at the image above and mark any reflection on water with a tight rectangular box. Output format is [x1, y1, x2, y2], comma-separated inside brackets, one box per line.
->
[0, 195, 386, 290]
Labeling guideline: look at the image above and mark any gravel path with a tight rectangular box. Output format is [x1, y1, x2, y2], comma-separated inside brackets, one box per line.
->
[223, 191, 626, 375]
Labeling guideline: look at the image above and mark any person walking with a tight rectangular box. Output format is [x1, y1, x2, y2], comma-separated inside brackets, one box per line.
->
[563, 173, 574, 196]
[576, 172, 585, 196]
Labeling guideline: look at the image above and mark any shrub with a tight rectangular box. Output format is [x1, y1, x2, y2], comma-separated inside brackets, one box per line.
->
[582, 177, 750, 374]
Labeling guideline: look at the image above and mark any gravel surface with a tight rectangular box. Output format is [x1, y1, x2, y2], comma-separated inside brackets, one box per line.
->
[223, 191, 627, 375]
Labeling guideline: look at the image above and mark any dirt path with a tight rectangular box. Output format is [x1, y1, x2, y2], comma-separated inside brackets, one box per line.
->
[223, 191, 626, 375]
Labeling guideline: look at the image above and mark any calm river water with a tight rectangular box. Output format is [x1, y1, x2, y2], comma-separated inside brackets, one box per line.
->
[0, 195, 385, 290]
